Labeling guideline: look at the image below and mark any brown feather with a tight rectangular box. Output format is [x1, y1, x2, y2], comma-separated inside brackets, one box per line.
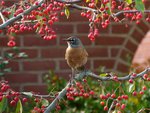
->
[65, 47, 88, 69]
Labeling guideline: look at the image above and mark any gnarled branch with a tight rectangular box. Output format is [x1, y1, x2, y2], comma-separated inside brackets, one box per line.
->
[44, 67, 150, 113]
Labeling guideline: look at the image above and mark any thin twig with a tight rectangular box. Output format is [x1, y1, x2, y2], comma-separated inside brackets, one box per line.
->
[0, 0, 44, 30]
[108, 100, 116, 113]
[56, 0, 81, 4]
[0, 11, 5, 23]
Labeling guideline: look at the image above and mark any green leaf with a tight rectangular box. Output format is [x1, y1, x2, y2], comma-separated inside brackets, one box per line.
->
[16, 100, 23, 113]
[0, 57, 3, 60]
[3, 60, 9, 65]
[0, 97, 8, 112]
[126, 0, 132, 5]
[135, 0, 145, 12]
[22, 92, 33, 97]
[129, 82, 135, 93]
[18, 52, 28, 58]
[41, 99, 49, 107]
[0, 72, 4, 76]
[99, 73, 107, 77]
[5, 53, 14, 59]
[13, 47, 19, 53]
[65, 7, 70, 19]
[106, 3, 111, 15]
[4, 68, 11, 72]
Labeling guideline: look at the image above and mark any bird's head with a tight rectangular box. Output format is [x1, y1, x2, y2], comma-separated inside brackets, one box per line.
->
[63, 36, 83, 48]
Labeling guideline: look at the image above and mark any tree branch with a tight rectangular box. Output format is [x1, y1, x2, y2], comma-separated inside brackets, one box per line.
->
[44, 67, 150, 113]
[0, 11, 6, 23]
[0, 0, 44, 30]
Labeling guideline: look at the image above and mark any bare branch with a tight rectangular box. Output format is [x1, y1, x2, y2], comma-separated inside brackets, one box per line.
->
[0, 11, 6, 23]
[44, 67, 150, 113]
[0, 0, 44, 30]
[113, 10, 150, 17]
[56, 0, 81, 4]
[108, 100, 116, 113]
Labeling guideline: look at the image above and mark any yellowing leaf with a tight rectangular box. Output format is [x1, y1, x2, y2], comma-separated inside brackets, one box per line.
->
[128, 82, 135, 92]
[65, 8, 70, 19]
[99, 73, 107, 77]
[126, 0, 132, 5]
[16, 100, 23, 113]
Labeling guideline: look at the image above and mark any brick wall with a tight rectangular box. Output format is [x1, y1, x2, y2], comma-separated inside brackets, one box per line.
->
[0, 0, 150, 94]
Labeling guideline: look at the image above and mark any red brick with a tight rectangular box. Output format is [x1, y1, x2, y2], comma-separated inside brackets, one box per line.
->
[20, 49, 38, 58]
[59, 60, 69, 70]
[110, 48, 120, 57]
[131, 29, 144, 43]
[41, 48, 65, 58]
[95, 36, 125, 45]
[23, 36, 56, 46]
[59, 10, 88, 22]
[55, 71, 71, 79]
[93, 59, 115, 69]
[23, 60, 55, 71]
[87, 48, 108, 57]
[5, 73, 38, 83]
[145, 0, 150, 8]
[116, 62, 129, 73]
[7, 61, 19, 71]
[125, 40, 137, 53]
[120, 49, 133, 61]
[53, 24, 74, 34]
[112, 24, 131, 33]
[137, 21, 150, 34]
[23, 85, 48, 94]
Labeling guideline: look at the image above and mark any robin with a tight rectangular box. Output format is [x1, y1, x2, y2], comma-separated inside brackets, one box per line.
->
[63, 36, 88, 82]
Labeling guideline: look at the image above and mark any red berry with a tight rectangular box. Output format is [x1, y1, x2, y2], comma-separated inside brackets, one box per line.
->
[56, 105, 61, 110]
[132, 91, 137, 96]
[0, 96, 2, 102]
[22, 98, 28, 103]
[117, 96, 122, 101]
[111, 93, 116, 98]
[104, 106, 108, 111]
[121, 104, 126, 110]
[142, 86, 147, 90]
[14, 97, 19, 102]
[106, 93, 111, 98]
[89, 90, 95, 95]
[116, 102, 121, 107]
[60, 12, 65, 16]
[143, 74, 148, 79]
[10, 100, 16, 106]
[132, 73, 137, 77]
[7, 40, 16, 47]
[139, 91, 144, 95]
[147, 77, 150, 81]
[129, 79, 133, 83]
[100, 101, 105, 106]
[83, 93, 89, 98]
[100, 94, 107, 100]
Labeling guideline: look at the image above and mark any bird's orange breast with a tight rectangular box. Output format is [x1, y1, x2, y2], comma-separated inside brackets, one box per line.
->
[65, 47, 88, 69]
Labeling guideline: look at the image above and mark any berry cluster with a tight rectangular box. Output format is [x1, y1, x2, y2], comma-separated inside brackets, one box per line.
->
[0, 81, 28, 107]
[66, 79, 95, 101]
